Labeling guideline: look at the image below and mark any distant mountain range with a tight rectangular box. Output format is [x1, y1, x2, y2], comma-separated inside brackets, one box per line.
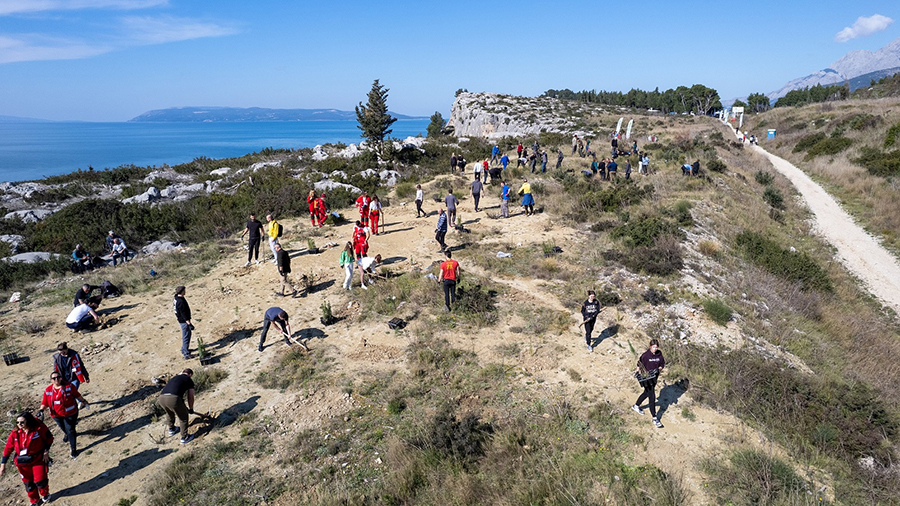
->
[129, 107, 426, 122]
[769, 36, 900, 99]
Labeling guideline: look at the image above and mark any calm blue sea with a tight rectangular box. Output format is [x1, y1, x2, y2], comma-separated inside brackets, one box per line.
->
[0, 119, 430, 183]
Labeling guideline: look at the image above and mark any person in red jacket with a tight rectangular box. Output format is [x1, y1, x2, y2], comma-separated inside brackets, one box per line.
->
[1, 412, 54, 505]
[368, 195, 382, 235]
[352, 221, 370, 260]
[307, 190, 321, 227]
[315, 193, 328, 226]
[355, 191, 371, 226]
[39, 373, 89, 459]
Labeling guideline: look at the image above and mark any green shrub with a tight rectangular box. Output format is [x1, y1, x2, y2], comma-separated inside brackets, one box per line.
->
[792, 132, 826, 153]
[387, 396, 407, 415]
[700, 449, 814, 505]
[706, 159, 726, 173]
[885, 122, 900, 148]
[854, 147, 900, 177]
[735, 231, 832, 291]
[762, 187, 784, 209]
[421, 407, 493, 468]
[702, 298, 732, 326]
[607, 235, 684, 276]
[672, 200, 693, 227]
[754, 170, 774, 185]
[610, 214, 683, 248]
[0, 256, 72, 290]
[394, 181, 415, 199]
[804, 136, 852, 159]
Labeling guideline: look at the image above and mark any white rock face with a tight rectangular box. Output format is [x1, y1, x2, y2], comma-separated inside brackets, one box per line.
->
[0, 182, 51, 199]
[122, 186, 160, 204]
[447, 92, 601, 139]
[143, 169, 187, 184]
[337, 144, 362, 158]
[249, 161, 282, 171]
[378, 170, 401, 186]
[313, 179, 361, 194]
[4, 209, 54, 223]
[0, 235, 24, 254]
[209, 167, 232, 177]
[2, 252, 60, 263]
[312, 146, 329, 161]
[142, 240, 181, 255]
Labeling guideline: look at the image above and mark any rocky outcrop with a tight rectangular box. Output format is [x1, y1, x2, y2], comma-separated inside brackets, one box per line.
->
[447, 92, 602, 139]
[360, 169, 402, 187]
[122, 187, 161, 204]
[313, 179, 361, 194]
[2, 252, 61, 263]
[0, 235, 24, 254]
[4, 209, 54, 223]
[142, 240, 182, 255]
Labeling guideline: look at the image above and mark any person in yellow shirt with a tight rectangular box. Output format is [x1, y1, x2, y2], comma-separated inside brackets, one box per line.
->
[518, 179, 534, 216]
[266, 214, 280, 263]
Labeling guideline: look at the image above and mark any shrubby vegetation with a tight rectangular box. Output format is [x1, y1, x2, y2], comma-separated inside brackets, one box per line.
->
[542, 84, 722, 115]
[734, 231, 832, 292]
[775, 84, 849, 108]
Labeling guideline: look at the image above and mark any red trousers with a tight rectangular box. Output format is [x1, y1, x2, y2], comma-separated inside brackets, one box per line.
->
[354, 241, 368, 258]
[369, 212, 380, 234]
[359, 210, 368, 225]
[17, 463, 49, 504]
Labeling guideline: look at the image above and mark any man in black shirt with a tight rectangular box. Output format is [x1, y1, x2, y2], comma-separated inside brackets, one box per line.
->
[581, 290, 602, 352]
[240, 213, 265, 266]
[274, 244, 298, 298]
[158, 368, 195, 444]
[73, 284, 101, 307]
[173, 286, 194, 359]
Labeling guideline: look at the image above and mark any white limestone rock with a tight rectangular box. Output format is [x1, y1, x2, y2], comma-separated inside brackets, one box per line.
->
[209, 167, 232, 177]
[0, 235, 25, 254]
[2, 252, 60, 263]
[4, 209, 54, 223]
[142, 240, 181, 255]
[313, 179, 361, 194]
[249, 161, 282, 172]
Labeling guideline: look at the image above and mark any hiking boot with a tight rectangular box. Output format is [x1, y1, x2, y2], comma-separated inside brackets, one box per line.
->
[40, 494, 51, 504]
[631, 404, 643, 416]
[180, 433, 195, 444]
[167, 427, 180, 436]
[652, 417, 663, 429]
[258, 345, 263, 352]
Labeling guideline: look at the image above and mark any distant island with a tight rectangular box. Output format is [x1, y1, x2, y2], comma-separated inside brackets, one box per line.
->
[129, 106, 426, 122]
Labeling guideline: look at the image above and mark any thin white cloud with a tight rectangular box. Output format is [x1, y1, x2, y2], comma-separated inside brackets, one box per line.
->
[0, 34, 110, 64]
[0, 15, 237, 64]
[835, 14, 894, 42]
[0, 0, 167, 15]
[119, 15, 238, 44]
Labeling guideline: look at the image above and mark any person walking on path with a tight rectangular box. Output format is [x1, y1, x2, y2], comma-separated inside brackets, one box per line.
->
[500, 181, 510, 218]
[457, 155, 466, 174]
[415, 184, 426, 218]
[258, 307, 292, 351]
[439, 250, 460, 312]
[158, 369, 196, 444]
[471, 177, 483, 212]
[475, 159, 486, 182]
[266, 214, 280, 263]
[625, 159, 632, 179]
[307, 190, 321, 228]
[173, 286, 194, 359]
[40, 372, 89, 459]
[519, 179, 534, 216]
[490, 144, 499, 166]
[1, 412, 54, 505]
[580, 291, 602, 352]
[355, 191, 371, 227]
[529, 151, 537, 173]
[435, 209, 448, 252]
[65, 302, 100, 333]
[450, 153, 458, 173]
[571, 135, 578, 155]
[52, 342, 89, 393]
[541, 150, 548, 173]
[517, 143, 523, 160]
[274, 243, 298, 298]
[444, 190, 459, 229]
[500, 153, 509, 171]
[556, 149, 564, 169]
[368, 195, 382, 235]
[240, 213, 265, 266]
[632, 338, 665, 429]
[340, 242, 355, 291]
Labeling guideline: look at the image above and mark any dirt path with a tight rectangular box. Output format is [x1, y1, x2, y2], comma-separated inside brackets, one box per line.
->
[747, 143, 900, 314]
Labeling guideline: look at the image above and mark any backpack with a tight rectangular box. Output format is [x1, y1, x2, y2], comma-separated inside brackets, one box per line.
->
[101, 280, 121, 298]
[276, 223, 283, 237]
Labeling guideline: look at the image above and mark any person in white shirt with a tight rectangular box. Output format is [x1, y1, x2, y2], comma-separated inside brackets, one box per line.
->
[415, 184, 426, 218]
[356, 254, 382, 290]
[111, 238, 128, 266]
[66, 303, 100, 332]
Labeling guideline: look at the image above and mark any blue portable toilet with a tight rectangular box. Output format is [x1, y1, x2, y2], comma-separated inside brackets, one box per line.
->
[767, 129, 776, 139]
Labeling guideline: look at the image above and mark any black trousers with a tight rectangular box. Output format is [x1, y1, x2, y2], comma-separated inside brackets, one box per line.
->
[53, 414, 78, 454]
[443, 279, 457, 308]
[472, 193, 481, 211]
[435, 230, 446, 250]
[584, 318, 596, 345]
[636, 378, 658, 418]
[247, 237, 261, 261]
[415, 199, 424, 217]
[259, 319, 287, 348]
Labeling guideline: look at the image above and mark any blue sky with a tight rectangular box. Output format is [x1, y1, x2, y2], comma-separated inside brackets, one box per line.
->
[0, 0, 898, 121]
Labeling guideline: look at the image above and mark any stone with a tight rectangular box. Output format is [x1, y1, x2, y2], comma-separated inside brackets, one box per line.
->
[4, 209, 54, 223]
[142, 240, 181, 255]
[209, 167, 232, 177]
[249, 161, 281, 172]
[0, 234, 25, 254]
[313, 179, 361, 194]
[2, 252, 60, 263]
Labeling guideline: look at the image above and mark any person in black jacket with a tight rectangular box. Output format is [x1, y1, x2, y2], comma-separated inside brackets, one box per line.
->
[580, 290, 601, 352]
[158, 369, 196, 444]
[274, 243, 298, 297]
[632, 338, 665, 428]
[73, 283, 101, 307]
[173, 286, 193, 359]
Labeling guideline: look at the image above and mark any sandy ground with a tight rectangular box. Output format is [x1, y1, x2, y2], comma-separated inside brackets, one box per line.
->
[0, 172, 829, 505]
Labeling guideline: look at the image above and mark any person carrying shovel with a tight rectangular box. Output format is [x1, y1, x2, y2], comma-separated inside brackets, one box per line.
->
[258, 307, 297, 352]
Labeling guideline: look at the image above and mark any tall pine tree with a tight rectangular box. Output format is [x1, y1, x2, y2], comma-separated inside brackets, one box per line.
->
[355, 79, 397, 158]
